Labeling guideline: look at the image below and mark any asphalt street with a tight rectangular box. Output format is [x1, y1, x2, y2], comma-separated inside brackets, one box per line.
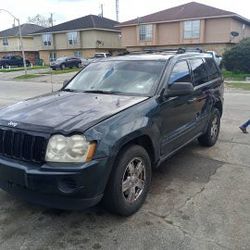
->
[0, 80, 249, 250]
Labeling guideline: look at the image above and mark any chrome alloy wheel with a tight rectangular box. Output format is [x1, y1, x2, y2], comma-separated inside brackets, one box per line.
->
[211, 115, 219, 140]
[122, 157, 146, 203]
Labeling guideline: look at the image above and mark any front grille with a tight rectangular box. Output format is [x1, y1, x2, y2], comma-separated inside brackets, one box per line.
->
[0, 128, 47, 163]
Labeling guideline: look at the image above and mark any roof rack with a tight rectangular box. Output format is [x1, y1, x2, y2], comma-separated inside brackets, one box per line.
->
[117, 47, 205, 56]
[177, 47, 204, 54]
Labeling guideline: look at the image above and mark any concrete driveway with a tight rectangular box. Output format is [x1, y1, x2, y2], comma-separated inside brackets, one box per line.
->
[0, 80, 249, 250]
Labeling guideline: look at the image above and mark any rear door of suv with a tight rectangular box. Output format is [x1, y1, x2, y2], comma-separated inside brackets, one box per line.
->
[188, 57, 209, 133]
[188, 56, 221, 133]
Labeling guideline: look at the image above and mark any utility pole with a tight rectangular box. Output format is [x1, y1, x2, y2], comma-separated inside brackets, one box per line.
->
[17, 19, 27, 75]
[0, 9, 27, 75]
[49, 13, 54, 27]
[116, 0, 119, 22]
[100, 4, 103, 18]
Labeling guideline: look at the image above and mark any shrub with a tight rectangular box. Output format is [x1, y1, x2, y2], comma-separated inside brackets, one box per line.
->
[222, 38, 250, 73]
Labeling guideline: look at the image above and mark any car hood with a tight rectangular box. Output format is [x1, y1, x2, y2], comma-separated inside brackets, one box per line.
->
[0, 91, 147, 133]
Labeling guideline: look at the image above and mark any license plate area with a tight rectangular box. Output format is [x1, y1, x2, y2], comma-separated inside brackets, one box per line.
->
[0, 164, 26, 187]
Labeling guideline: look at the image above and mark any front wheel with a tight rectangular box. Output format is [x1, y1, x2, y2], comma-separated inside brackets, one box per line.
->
[102, 145, 152, 216]
[198, 108, 221, 147]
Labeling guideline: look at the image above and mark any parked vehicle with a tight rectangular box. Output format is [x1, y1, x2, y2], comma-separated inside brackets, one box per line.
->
[0, 55, 31, 68]
[207, 51, 222, 66]
[78, 57, 89, 67]
[83, 52, 112, 67]
[50, 57, 82, 70]
[0, 49, 224, 216]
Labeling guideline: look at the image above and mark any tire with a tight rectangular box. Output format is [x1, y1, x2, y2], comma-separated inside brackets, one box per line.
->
[77, 62, 82, 68]
[102, 145, 152, 216]
[198, 108, 221, 147]
[60, 64, 66, 70]
[3, 63, 9, 69]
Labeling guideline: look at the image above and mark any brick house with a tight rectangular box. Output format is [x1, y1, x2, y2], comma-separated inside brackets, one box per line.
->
[118, 2, 250, 54]
[0, 23, 44, 64]
[32, 15, 122, 64]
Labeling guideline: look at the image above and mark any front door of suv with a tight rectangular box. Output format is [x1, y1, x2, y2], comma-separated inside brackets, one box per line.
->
[158, 60, 199, 156]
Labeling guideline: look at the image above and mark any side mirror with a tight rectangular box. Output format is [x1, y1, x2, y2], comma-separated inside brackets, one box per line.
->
[165, 82, 194, 97]
[63, 80, 69, 87]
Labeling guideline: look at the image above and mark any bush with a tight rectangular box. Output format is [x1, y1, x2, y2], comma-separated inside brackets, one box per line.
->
[222, 38, 250, 73]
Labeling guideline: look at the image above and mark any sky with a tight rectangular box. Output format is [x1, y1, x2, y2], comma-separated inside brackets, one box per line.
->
[0, 0, 250, 31]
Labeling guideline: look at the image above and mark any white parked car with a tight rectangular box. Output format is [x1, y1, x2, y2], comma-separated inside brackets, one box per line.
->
[207, 51, 222, 66]
[83, 53, 112, 67]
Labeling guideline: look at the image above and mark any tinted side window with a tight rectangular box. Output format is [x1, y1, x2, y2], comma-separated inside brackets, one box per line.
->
[169, 61, 191, 84]
[205, 58, 220, 80]
[190, 59, 208, 86]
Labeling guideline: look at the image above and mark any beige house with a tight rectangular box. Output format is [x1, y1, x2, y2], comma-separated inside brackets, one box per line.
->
[32, 15, 122, 64]
[118, 2, 250, 54]
[0, 24, 44, 64]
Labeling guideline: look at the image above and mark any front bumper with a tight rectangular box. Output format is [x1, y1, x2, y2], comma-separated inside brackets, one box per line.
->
[0, 156, 109, 210]
[50, 65, 60, 70]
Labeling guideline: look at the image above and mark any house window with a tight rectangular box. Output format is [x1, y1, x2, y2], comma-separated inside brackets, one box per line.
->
[139, 24, 153, 41]
[42, 33, 52, 46]
[67, 32, 78, 45]
[74, 51, 81, 57]
[184, 20, 200, 39]
[2, 37, 8, 46]
[49, 52, 56, 62]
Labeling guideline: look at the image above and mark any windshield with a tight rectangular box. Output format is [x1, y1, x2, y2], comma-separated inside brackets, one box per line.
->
[56, 57, 67, 62]
[65, 60, 165, 96]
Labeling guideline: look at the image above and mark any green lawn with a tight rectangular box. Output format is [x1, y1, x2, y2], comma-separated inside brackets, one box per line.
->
[223, 70, 250, 81]
[0, 66, 48, 73]
[14, 74, 41, 80]
[42, 68, 81, 75]
[225, 82, 250, 91]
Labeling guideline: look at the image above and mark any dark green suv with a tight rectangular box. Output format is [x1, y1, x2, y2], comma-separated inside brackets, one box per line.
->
[0, 49, 223, 216]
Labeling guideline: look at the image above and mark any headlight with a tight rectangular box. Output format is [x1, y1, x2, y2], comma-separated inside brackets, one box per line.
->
[45, 134, 96, 163]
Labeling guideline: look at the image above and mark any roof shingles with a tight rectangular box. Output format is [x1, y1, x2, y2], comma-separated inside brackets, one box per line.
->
[0, 23, 44, 37]
[120, 2, 248, 26]
[33, 15, 120, 34]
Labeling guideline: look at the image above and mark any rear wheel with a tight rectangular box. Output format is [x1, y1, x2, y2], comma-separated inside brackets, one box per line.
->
[77, 62, 82, 68]
[102, 145, 152, 216]
[198, 108, 221, 147]
[60, 64, 66, 70]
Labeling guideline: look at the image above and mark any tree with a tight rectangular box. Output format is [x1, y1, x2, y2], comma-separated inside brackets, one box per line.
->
[27, 14, 52, 27]
[223, 38, 250, 73]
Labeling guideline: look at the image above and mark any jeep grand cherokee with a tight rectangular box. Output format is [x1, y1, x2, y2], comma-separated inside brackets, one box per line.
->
[0, 49, 223, 216]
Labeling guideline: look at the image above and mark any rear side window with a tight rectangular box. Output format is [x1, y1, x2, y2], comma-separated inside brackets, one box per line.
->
[169, 61, 191, 84]
[205, 58, 220, 80]
[189, 58, 208, 86]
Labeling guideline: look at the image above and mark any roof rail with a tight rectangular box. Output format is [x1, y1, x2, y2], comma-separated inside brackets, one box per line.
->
[177, 47, 204, 54]
[116, 47, 204, 57]
[143, 48, 179, 53]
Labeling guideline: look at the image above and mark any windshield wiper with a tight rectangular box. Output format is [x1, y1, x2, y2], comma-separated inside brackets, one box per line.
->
[83, 90, 123, 95]
[62, 88, 77, 92]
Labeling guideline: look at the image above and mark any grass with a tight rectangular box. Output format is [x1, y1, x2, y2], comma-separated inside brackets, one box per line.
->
[14, 74, 41, 80]
[225, 82, 250, 91]
[42, 68, 80, 75]
[0, 66, 48, 73]
[223, 70, 250, 81]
